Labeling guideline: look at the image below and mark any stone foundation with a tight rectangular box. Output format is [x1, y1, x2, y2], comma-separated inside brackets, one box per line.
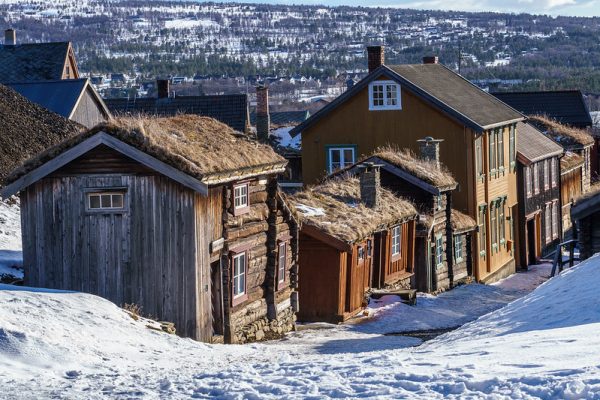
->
[231, 299, 296, 344]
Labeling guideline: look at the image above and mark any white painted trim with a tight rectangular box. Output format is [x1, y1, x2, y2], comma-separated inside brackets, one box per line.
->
[368, 80, 402, 111]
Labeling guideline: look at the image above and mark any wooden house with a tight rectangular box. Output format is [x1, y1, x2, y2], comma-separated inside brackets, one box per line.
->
[105, 79, 250, 133]
[0, 29, 79, 83]
[515, 122, 563, 268]
[1, 115, 299, 344]
[570, 185, 600, 260]
[340, 143, 477, 292]
[289, 167, 418, 322]
[560, 152, 585, 238]
[0, 84, 82, 184]
[290, 46, 525, 283]
[8, 79, 111, 128]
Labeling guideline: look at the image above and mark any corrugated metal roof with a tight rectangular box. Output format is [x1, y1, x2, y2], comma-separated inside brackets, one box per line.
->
[0, 42, 70, 83]
[8, 79, 88, 118]
[492, 91, 593, 128]
[105, 94, 250, 133]
[516, 122, 563, 163]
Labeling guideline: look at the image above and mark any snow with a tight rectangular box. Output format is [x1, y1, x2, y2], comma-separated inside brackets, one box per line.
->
[272, 126, 301, 150]
[295, 203, 325, 217]
[3, 256, 600, 398]
[0, 199, 22, 281]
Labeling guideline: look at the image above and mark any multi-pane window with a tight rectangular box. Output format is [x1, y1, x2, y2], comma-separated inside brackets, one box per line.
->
[489, 131, 496, 173]
[545, 204, 552, 244]
[551, 158, 557, 187]
[533, 163, 540, 194]
[497, 129, 504, 169]
[526, 167, 532, 198]
[552, 201, 559, 239]
[87, 192, 125, 210]
[509, 125, 516, 169]
[369, 81, 401, 110]
[490, 202, 497, 250]
[278, 242, 287, 288]
[358, 246, 365, 262]
[499, 200, 506, 245]
[233, 183, 249, 215]
[435, 234, 444, 266]
[391, 225, 401, 256]
[435, 195, 443, 211]
[328, 146, 355, 173]
[479, 206, 487, 256]
[454, 235, 463, 262]
[232, 252, 247, 300]
[543, 160, 549, 190]
[475, 136, 483, 177]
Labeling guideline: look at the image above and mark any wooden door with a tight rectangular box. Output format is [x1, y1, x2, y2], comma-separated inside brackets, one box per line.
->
[210, 260, 223, 336]
[346, 242, 371, 314]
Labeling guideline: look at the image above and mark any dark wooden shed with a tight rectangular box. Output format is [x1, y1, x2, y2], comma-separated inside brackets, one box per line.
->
[1, 115, 299, 344]
[290, 169, 418, 322]
[571, 185, 600, 260]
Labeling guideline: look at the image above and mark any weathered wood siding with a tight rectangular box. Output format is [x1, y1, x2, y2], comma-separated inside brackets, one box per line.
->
[71, 89, 108, 128]
[21, 174, 219, 341]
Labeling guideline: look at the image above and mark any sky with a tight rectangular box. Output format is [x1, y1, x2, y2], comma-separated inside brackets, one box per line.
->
[211, 0, 600, 17]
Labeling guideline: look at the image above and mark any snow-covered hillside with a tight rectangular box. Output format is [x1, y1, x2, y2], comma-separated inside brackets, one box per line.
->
[1, 258, 599, 398]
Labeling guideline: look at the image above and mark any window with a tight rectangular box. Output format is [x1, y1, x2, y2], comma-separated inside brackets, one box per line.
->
[232, 252, 247, 305]
[358, 245, 365, 262]
[277, 242, 287, 290]
[490, 202, 497, 250]
[545, 203, 552, 244]
[497, 129, 504, 170]
[233, 183, 250, 215]
[367, 239, 373, 257]
[454, 235, 463, 262]
[369, 81, 401, 110]
[499, 200, 506, 245]
[551, 158, 557, 188]
[489, 131, 496, 173]
[87, 192, 125, 211]
[435, 234, 444, 267]
[552, 201, 559, 240]
[533, 163, 540, 195]
[391, 225, 401, 257]
[327, 146, 355, 173]
[526, 167, 532, 198]
[509, 125, 516, 169]
[435, 195, 443, 211]
[543, 160, 549, 190]
[475, 136, 483, 177]
[478, 205, 487, 257]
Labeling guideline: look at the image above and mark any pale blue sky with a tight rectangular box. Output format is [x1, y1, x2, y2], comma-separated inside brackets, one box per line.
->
[212, 0, 600, 17]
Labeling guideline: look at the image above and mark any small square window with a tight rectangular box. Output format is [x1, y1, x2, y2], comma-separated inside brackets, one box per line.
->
[232, 182, 250, 216]
[369, 81, 401, 110]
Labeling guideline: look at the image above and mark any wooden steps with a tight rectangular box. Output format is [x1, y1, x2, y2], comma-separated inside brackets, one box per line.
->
[370, 289, 417, 305]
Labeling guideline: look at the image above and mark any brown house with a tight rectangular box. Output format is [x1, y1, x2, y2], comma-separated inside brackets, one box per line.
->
[0, 29, 79, 82]
[341, 143, 477, 293]
[571, 185, 600, 260]
[1, 115, 299, 344]
[560, 152, 585, 238]
[290, 46, 524, 283]
[290, 168, 418, 322]
[516, 122, 563, 268]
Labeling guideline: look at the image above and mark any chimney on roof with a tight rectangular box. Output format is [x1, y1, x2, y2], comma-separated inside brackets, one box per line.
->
[359, 162, 382, 209]
[256, 84, 270, 140]
[417, 137, 444, 168]
[157, 79, 170, 99]
[422, 56, 439, 64]
[367, 45, 385, 73]
[4, 29, 15, 46]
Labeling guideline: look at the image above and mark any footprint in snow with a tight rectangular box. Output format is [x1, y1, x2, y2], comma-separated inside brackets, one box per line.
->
[65, 370, 80, 379]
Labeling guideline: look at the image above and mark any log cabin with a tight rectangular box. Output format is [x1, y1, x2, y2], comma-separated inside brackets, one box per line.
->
[290, 46, 525, 283]
[1, 115, 299, 344]
[516, 122, 563, 268]
[561, 152, 584, 238]
[289, 166, 418, 322]
[338, 143, 477, 292]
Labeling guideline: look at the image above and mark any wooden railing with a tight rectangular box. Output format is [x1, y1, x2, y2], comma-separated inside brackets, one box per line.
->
[550, 239, 578, 277]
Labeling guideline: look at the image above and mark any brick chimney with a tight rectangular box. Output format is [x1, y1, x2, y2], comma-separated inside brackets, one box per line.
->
[367, 45, 385, 73]
[423, 56, 439, 64]
[256, 84, 270, 140]
[157, 79, 170, 99]
[4, 29, 16, 46]
[359, 162, 382, 209]
[417, 137, 444, 168]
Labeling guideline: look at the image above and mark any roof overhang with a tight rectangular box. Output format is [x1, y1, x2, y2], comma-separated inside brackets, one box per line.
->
[517, 149, 563, 166]
[572, 193, 600, 220]
[1, 131, 209, 199]
[300, 223, 353, 252]
[69, 79, 112, 121]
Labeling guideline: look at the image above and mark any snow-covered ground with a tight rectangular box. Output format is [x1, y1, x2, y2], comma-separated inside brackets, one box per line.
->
[3, 256, 598, 399]
[0, 199, 22, 281]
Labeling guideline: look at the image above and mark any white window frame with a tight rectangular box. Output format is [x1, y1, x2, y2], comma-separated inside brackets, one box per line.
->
[391, 225, 401, 256]
[87, 191, 125, 211]
[543, 159, 549, 190]
[435, 234, 444, 267]
[551, 158, 557, 188]
[545, 203, 552, 244]
[277, 242, 286, 286]
[232, 252, 247, 299]
[368, 80, 402, 111]
[526, 167, 532, 198]
[533, 163, 540, 195]
[233, 183, 249, 212]
[454, 235, 463, 262]
[328, 146, 355, 174]
[552, 201, 559, 239]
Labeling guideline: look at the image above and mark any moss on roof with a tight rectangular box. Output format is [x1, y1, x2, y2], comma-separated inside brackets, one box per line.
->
[560, 152, 584, 172]
[290, 175, 417, 244]
[7, 115, 287, 185]
[529, 115, 594, 149]
[0, 84, 83, 186]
